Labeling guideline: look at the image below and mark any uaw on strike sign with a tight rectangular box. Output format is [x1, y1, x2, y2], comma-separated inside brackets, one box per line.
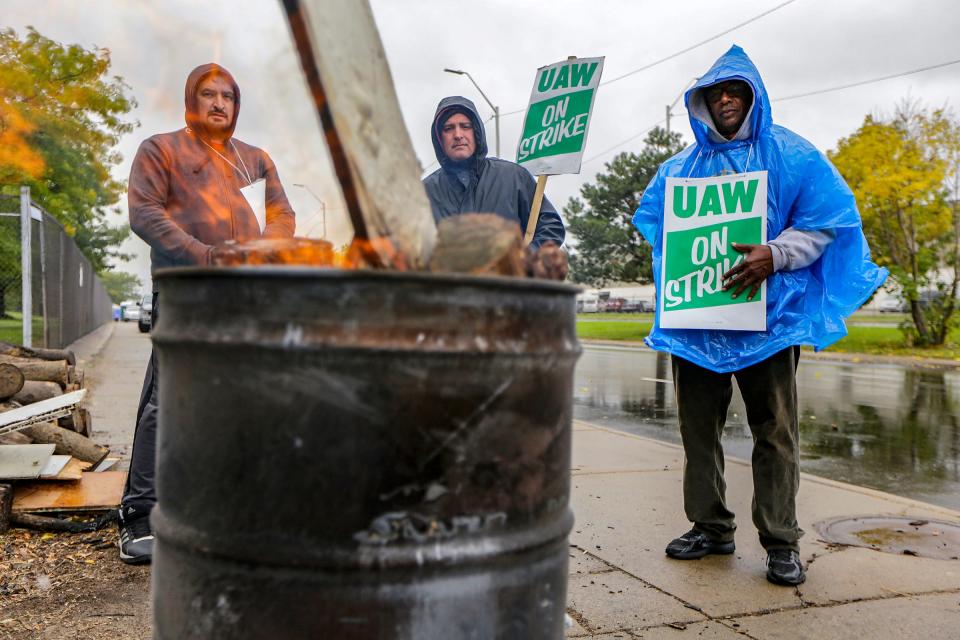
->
[517, 57, 604, 175]
[660, 171, 768, 331]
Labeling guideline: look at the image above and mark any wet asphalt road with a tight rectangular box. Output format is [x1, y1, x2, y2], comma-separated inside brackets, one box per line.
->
[574, 344, 960, 511]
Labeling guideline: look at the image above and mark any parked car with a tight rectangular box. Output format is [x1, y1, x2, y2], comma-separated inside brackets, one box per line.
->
[120, 300, 140, 322]
[579, 296, 599, 313]
[878, 298, 906, 313]
[602, 297, 625, 312]
[138, 294, 153, 333]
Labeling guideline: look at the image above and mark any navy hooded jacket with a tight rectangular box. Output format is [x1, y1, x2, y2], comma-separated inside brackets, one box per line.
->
[422, 96, 565, 249]
[633, 46, 886, 373]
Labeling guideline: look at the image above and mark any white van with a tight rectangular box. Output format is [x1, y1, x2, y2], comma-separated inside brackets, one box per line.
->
[578, 296, 599, 313]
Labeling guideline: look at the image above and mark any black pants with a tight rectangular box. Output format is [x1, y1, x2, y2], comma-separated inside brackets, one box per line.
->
[671, 346, 803, 551]
[122, 292, 159, 515]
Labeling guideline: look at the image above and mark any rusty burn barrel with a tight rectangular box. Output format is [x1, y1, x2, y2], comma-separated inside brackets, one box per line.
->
[151, 268, 581, 639]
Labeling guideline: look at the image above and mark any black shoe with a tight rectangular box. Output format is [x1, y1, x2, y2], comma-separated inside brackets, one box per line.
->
[766, 549, 805, 585]
[118, 505, 154, 565]
[665, 529, 735, 560]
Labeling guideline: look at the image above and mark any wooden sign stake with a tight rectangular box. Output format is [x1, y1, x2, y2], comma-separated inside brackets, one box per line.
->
[523, 56, 577, 247]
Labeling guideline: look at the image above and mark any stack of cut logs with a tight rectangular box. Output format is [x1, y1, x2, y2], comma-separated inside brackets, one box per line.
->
[0, 341, 107, 467]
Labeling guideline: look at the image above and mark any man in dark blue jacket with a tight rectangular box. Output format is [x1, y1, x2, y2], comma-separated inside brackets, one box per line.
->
[423, 96, 566, 249]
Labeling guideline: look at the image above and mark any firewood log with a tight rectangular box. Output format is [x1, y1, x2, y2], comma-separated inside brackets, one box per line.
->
[0, 484, 12, 534]
[58, 407, 91, 437]
[11, 380, 62, 405]
[0, 362, 25, 400]
[428, 213, 527, 277]
[23, 422, 109, 466]
[0, 431, 32, 445]
[0, 356, 69, 388]
[0, 341, 75, 365]
[67, 365, 85, 387]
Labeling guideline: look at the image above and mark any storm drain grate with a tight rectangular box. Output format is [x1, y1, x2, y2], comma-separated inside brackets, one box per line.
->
[815, 516, 960, 560]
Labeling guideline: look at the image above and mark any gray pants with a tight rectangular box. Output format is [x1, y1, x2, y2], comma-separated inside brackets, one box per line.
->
[671, 346, 803, 551]
[122, 293, 159, 514]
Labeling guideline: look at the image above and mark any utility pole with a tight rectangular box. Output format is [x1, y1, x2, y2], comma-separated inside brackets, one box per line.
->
[20, 186, 31, 348]
[667, 78, 698, 136]
[443, 68, 500, 158]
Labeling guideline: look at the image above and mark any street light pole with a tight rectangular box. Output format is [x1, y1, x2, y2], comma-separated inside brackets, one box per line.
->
[293, 183, 327, 240]
[443, 68, 500, 158]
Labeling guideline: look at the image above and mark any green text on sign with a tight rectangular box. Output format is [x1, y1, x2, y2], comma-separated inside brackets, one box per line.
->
[672, 179, 759, 218]
[663, 218, 762, 311]
[537, 61, 600, 91]
[518, 89, 593, 162]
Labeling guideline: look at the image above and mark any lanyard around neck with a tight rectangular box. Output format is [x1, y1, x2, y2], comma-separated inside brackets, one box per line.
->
[191, 130, 254, 185]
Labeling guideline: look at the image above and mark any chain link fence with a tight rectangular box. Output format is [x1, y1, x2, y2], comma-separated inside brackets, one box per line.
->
[0, 187, 112, 349]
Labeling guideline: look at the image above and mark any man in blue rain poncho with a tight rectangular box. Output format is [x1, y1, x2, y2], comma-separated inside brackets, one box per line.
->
[633, 46, 886, 586]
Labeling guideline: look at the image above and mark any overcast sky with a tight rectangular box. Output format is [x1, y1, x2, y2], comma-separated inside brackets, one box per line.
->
[4, 0, 959, 290]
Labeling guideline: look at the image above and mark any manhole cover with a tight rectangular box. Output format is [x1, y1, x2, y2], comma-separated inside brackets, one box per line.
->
[815, 516, 960, 560]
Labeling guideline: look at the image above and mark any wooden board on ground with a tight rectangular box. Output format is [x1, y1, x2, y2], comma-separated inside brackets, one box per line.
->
[281, 0, 436, 269]
[0, 444, 55, 480]
[12, 470, 127, 513]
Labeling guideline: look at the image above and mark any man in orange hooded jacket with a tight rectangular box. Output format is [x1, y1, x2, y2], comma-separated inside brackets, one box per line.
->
[120, 63, 295, 564]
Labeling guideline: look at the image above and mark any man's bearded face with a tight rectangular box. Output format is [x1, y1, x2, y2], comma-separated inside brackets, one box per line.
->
[197, 75, 236, 138]
[705, 80, 751, 138]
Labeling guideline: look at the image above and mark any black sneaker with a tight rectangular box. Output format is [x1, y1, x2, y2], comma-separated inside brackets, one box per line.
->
[766, 549, 805, 586]
[665, 528, 735, 559]
[118, 505, 154, 565]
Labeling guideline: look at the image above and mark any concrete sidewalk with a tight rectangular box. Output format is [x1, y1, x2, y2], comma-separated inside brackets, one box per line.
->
[566, 421, 960, 639]
[73, 324, 960, 638]
[71, 320, 151, 467]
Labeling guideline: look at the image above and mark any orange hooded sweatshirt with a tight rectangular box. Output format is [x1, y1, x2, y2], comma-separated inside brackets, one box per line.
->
[129, 63, 296, 273]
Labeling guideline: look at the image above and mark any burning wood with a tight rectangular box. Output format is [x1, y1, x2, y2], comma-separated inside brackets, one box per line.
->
[211, 237, 336, 267]
[277, 0, 569, 281]
[280, 0, 436, 269]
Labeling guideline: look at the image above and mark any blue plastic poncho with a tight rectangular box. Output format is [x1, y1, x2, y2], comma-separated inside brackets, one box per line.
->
[633, 45, 887, 373]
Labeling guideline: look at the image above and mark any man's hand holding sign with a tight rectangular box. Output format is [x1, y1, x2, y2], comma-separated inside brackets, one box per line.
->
[723, 242, 773, 301]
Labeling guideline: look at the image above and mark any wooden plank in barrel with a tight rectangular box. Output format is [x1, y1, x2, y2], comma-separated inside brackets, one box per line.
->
[280, 0, 437, 269]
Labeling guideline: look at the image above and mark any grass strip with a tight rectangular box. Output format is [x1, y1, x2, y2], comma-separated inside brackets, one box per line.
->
[576, 317, 960, 360]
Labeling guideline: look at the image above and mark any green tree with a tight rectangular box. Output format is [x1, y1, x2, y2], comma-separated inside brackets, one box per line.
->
[0, 216, 18, 318]
[831, 106, 960, 345]
[0, 27, 137, 291]
[565, 127, 685, 286]
[100, 270, 142, 304]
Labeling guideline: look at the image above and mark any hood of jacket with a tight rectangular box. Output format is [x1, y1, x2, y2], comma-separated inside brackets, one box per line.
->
[684, 45, 772, 149]
[184, 63, 241, 141]
[431, 96, 488, 170]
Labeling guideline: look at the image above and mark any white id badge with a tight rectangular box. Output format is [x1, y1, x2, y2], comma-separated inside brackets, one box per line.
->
[239, 179, 267, 233]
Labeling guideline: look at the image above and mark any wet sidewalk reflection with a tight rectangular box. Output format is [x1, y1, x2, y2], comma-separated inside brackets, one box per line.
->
[574, 345, 960, 511]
